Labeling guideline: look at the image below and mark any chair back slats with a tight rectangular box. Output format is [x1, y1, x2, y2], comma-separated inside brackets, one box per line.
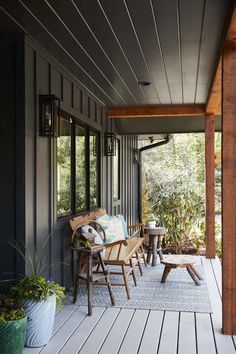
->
[69, 209, 106, 231]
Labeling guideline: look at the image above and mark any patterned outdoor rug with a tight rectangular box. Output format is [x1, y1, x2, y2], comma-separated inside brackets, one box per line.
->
[68, 263, 212, 313]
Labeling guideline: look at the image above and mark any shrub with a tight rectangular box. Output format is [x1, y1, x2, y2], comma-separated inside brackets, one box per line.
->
[148, 179, 204, 253]
[0, 297, 25, 322]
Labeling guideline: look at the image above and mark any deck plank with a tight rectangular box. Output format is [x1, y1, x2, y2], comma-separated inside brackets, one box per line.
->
[59, 307, 105, 354]
[118, 309, 149, 354]
[52, 305, 79, 336]
[40, 306, 87, 353]
[210, 258, 222, 297]
[196, 313, 216, 353]
[178, 312, 196, 354]
[203, 258, 235, 353]
[99, 309, 134, 354]
[138, 310, 163, 354]
[158, 311, 179, 354]
[78, 307, 120, 354]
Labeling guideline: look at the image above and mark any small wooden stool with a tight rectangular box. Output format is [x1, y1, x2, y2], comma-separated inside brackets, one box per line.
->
[161, 255, 203, 286]
[73, 244, 115, 315]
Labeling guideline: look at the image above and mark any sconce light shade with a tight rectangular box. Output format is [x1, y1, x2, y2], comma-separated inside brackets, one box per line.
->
[104, 133, 116, 156]
[39, 95, 60, 136]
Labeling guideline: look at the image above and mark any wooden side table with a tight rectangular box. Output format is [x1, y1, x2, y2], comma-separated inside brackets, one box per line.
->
[161, 255, 203, 286]
[73, 244, 115, 316]
[145, 227, 166, 266]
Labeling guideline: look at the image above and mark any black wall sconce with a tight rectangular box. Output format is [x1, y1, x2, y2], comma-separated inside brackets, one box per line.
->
[104, 133, 116, 156]
[39, 95, 60, 136]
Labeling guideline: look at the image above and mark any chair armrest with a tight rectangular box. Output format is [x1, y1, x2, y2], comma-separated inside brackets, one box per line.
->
[104, 239, 128, 248]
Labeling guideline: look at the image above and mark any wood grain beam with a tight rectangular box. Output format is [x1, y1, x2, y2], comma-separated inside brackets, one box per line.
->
[107, 105, 205, 118]
[226, 5, 236, 44]
[206, 59, 222, 116]
[205, 113, 215, 259]
[222, 42, 236, 335]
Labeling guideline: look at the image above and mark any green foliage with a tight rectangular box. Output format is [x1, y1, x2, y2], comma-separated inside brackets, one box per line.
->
[141, 133, 222, 253]
[215, 221, 222, 260]
[216, 238, 222, 260]
[191, 220, 206, 253]
[8, 236, 65, 310]
[148, 179, 204, 253]
[9, 235, 54, 277]
[77, 240, 92, 248]
[10, 276, 65, 311]
[0, 296, 25, 322]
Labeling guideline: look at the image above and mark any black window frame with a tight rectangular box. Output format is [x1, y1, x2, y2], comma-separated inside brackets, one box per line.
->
[56, 110, 101, 220]
[113, 137, 121, 201]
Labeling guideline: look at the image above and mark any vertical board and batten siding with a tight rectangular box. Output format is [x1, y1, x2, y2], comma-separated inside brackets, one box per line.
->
[0, 36, 26, 284]
[22, 36, 138, 288]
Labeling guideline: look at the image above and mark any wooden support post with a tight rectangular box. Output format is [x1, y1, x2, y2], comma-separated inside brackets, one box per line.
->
[222, 43, 236, 335]
[205, 112, 215, 258]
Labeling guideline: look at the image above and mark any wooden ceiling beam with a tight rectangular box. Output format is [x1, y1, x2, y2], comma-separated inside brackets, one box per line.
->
[206, 3, 236, 116]
[206, 58, 222, 116]
[107, 104, 205, 118]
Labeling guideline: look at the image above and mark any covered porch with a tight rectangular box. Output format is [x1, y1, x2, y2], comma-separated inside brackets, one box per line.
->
[23, 257, 236, 354]
[0, 0, 236, 345]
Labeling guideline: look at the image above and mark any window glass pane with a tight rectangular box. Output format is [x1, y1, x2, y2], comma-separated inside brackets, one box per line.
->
[76, 125, 86, 211]
[113, 139, 120, 200]
[90, 132, 99, 208]
[57, 118, 71, 217]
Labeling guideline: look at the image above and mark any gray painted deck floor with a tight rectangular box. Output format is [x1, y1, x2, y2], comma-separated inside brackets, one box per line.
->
[23, 257, 236, 354]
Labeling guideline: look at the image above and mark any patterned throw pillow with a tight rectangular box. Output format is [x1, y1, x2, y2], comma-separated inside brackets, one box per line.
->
[95, 214, 125, 243]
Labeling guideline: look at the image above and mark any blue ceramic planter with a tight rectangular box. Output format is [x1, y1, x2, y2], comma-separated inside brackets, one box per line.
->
[24, 295, 56, 347]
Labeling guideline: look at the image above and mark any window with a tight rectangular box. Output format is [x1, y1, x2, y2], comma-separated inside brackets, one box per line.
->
[57, 112, 100, 218]
[90, 132, 100, 208]
[57, 117, 72, 218]
[75, 125, 86, 212]
[113, 138, 120, 201]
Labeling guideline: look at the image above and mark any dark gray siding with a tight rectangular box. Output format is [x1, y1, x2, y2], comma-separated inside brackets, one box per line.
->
[0, 34, 138, 289]
[0, 36, 26, 287]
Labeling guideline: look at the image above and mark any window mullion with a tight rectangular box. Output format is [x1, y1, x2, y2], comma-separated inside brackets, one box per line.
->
[71, 118, 76, 215]
[86, 127, 90, 210]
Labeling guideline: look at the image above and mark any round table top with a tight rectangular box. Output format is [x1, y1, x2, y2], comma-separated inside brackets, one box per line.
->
[161, 255, 196, 266]
[148, 227, 166, 236]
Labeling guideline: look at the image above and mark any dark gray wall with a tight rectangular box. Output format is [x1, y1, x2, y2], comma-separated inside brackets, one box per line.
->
[0, 35, 26, 288]
[0, 34, 138, 289]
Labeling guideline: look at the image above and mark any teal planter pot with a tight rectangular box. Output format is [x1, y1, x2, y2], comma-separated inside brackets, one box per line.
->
[0, 316, 27, 354]
[24, 295, 56, 347]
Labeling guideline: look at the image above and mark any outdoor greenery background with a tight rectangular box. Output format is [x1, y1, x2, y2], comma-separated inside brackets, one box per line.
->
[140, 133, 222, 255]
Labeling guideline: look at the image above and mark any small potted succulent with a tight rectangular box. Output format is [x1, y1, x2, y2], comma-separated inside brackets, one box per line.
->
[9, 237, 65, 348]
[0, 296, 27, 354]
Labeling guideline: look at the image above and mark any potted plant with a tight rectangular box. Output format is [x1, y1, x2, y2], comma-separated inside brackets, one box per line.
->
[145, 214, 157, 229]
[0, 296, 27, 354]
[9, 238, 65, 348]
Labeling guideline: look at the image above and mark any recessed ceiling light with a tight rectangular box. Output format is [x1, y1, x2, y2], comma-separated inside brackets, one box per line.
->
[138, 81, 152, 86]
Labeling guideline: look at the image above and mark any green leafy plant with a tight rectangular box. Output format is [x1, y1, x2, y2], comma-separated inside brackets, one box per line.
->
[10, 276, 65, 310]
[191, 219, 206, 253]
[0, 296, 25, 322]
[7, 236, 65, 310]
[148, 179, 204, 253]
[77, 240, 92, 248]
